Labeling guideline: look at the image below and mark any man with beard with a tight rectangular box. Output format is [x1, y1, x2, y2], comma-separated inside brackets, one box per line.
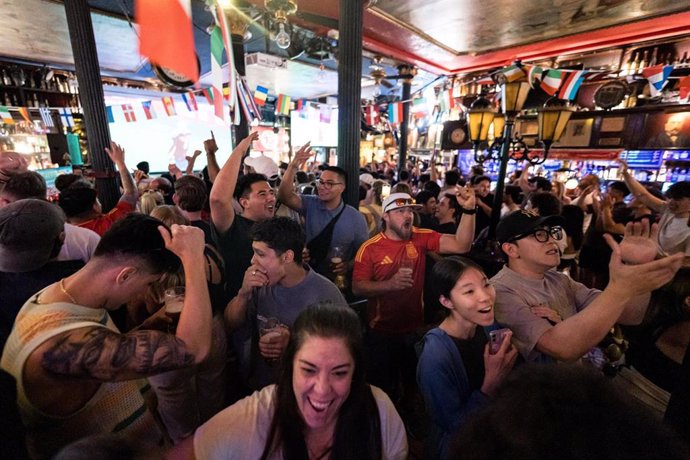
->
[352, 190, 475, 406]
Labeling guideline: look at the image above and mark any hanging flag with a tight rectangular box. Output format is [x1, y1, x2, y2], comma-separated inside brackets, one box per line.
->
[181, 93, 197, 111]
[209, 25, 225, 120]
[584, 71, 611, 82]
[142, 101, 157, 120]
[212, 1, 237, 120]
[0, 106, 14, 124]
[122, 104, 137, 122]
[365, 105, 379, 126]
[162, 96, 177, 116]
[239, 77, 262, 121]
[526, 65, 544, 89]
[320, 105, 332, 123]
[254, 85, 269, 106]
[202, 88, 214, 105]
[39, 107, 54, 127]
[679, 75, 690, 102]
[58, 107, 74, 128]
[18, 107, 31, 123]
[540, 69, 566, 96]
[387, 102, 403, 125]
[642, 64, 674, 97]
[500, 65, 525, 83]
[105, 106, 115, 124]
[558, 70, 587, 100]
[412, 97, 428, 118]
[276, 94, 291, 116]
[136, 0, 199, 82]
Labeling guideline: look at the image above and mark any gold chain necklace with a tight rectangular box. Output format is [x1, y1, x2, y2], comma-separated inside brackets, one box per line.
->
[59, 278, 78, 304]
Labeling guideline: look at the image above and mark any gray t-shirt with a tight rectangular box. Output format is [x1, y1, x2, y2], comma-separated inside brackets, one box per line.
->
[242, 268, 347, 389]
[491, 266, 600, 362]
[300, 195, 369, 275]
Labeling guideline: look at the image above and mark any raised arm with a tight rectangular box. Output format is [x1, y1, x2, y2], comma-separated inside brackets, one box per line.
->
[277, 142, 312, 211]
[619, 159, 666, 211]
[536, 221, 683, 362]
[517, 162, 532, 195]
[204, 139, 221, 183]
[105, 142, 138, 204]
[185, 150, 202, 176]
[439, 185, 475, 254]
[209, 132, 258, 234]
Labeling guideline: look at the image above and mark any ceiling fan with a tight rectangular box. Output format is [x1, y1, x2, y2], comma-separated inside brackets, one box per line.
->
[368, 55, 397, 89]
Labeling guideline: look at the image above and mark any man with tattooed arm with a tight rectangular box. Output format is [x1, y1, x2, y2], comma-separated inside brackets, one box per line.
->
[1, 214, 212, 458]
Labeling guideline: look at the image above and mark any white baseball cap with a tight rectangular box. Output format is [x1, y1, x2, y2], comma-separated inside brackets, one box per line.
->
[382, 192, 423, 213]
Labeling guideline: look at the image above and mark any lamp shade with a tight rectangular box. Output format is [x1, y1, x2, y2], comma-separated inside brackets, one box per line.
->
[491, 114, 505, 140]
[468, 97, 495, 143]
[501, 81, 531, 116]
[538, 100, 574, 143]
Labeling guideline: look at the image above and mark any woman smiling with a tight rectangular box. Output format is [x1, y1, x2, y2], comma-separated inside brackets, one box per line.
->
[170, 302, 407, 459]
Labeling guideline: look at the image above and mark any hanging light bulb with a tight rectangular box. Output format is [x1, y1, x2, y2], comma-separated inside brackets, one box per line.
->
[275, 21, 291, 49]
[318, 62, 327, 82]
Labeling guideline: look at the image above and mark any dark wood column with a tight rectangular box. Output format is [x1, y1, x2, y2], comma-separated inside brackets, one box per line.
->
[226, 9, 249, 146]
[337, 0, 363, 208]
[63, 0, 117, 211]
[396, 64, 416, 174]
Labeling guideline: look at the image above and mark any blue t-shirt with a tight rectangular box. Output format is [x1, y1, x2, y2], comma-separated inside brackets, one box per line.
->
[300, 195, 369, 275]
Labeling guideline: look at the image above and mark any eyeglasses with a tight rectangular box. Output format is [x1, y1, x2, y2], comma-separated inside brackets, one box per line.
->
[316, 179, 343, 189]
[391, 198, 415, 208]
[510, 226, 563, 243]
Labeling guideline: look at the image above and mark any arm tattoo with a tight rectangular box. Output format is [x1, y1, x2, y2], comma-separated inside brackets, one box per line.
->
[41, 328, 196, 381]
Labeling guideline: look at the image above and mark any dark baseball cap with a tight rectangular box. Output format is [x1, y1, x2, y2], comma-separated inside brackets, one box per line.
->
[497, 210, 565, 244]
[0, 199, 65, 272]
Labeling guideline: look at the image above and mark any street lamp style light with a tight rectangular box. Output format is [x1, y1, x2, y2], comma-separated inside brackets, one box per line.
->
[467, 79, 574, 244]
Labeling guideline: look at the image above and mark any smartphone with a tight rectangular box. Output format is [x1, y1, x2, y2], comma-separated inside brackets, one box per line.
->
[489, 328, 510, 355]
[381, 184, 391, 200]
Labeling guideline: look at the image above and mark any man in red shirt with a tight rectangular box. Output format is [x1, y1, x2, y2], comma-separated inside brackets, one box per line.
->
[58, 142, 137, 236]
[352, 190, 475, 405]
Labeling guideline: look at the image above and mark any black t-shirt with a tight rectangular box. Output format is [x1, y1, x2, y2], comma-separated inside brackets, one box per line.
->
[191, 219, 214, 246]
[452, 328, 488, 391]
[418, 213, 438, 230]
[435, 221, 457, 235]
[475, 193, 494, 237]
[212, 215, 257, 302]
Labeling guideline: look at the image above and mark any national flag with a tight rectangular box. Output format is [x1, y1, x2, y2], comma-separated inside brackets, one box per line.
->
[558, 70, 587, 100]
[584, 71, 611, 82]
[58, 107, 74, 128]
[525, 65, 544, 89]
[211, 2, 237, 120]
[320, 105, 332, 123]
[202, 88, 214, 105]
[412, 97, 428, 118]
[18, 107, 31, 123]
[181, 93, 197, 111]
[365, 105, 379, 126]
[387, 102, 403, 125]
[0, 106, 14, 124]
[500, 65, 525, 83]
[141, 101, 157, 120]
[39, 107, 54, 127]
[679, 75, 690, 102]
[254, 85, 269, 106]
[276, 94, 291, 116]
[438, 90, 450, 113]
[209, 25, 225, 120]
[162, 96, 177, 116]
[240, 77, 262, 121]
[540, 69, 566, 96]
[642, 64, 674, 97]
[136, 0, 199, 82]
[122, 104, 137, 122]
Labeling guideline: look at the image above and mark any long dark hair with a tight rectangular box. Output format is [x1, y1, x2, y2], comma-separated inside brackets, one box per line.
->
[260, 302, 382, 460]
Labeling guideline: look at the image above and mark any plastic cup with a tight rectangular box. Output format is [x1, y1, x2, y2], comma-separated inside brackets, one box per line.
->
[164, 287, 185, 315]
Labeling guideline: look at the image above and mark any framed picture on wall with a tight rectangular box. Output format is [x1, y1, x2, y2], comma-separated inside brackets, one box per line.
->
[642, 112, 690, 149]
[554, 118, 594, 148]
[600, 116, 626, 133]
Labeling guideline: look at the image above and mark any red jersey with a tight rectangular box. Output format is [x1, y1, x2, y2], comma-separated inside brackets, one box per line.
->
[353, 228, 441, 334]
[77, 200, 135, 236]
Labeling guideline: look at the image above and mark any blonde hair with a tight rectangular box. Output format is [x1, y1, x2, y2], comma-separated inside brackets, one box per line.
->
[150, 205, 190, 226]
[139, 191, 164, 215]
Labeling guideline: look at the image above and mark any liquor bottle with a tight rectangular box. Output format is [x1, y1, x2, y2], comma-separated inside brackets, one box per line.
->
[681, 51, 689, 66]
[2, 92, 10, 106]
[631, 51, 640, 75]
[649, 47, 658, 67]
[672, 52, 680, 66]
[639, 50, 649, 72]
[625, 52, 637, 76]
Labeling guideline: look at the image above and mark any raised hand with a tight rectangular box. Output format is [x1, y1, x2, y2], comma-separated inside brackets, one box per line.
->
[291, 142, 313, 167]
[234, 131, 259, 156]
[610, 219, 659, 265]
[104, 141, 126, 165]
[455, 184, 476, 210]
[186, 150, 202, 162]
[203, 138, 218, 155]
[618, 159, 629, 176]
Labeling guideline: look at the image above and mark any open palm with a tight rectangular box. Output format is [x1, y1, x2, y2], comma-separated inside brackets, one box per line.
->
[615, 219, 659, 265]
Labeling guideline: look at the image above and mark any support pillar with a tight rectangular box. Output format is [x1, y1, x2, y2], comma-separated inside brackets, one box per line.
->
[396, 65, 416, 175]
[63, 0, 117, 210]
[338, 0, 363, 208]
[226, 9, 249, 146]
